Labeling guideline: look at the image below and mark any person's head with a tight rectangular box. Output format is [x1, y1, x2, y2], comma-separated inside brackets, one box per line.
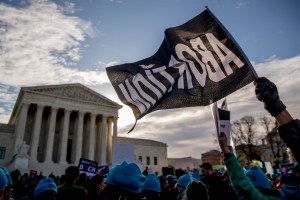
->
[10, 169, 21, 184]
[0, 167, 12, 187]
[166, 174, 176, 188]
[186, 181, 208, 200]
[104, 161, 145, 199]
[200, 163, 213, 177]
[143, 174, 160, 193]
[0, 168, 8, 190]
[159, 176, 169, 189]
[89, 174, 105, 192]
[176, 174, 191, 192]
[245, 166, 271, 189]
[0, 167, 12, 199]
[142, 174, 161, 199]
[65, 166, 80, 183]
[34, 177, 57, 200]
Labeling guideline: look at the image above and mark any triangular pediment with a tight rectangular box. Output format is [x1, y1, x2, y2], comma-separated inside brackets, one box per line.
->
[22, 83, 122, 108]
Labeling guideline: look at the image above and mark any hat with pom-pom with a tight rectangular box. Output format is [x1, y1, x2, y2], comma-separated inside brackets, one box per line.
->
[143, 174, 161, 192]
[177, 174, 191, 189]
[245, 166, 271, 189]
[105, 161, 145, 193]
[0, 167, 12, 186]
[0, 168, 7, 190]
[34, 177, 57, 197]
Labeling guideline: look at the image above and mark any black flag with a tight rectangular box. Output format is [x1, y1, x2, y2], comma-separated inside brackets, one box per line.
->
[106, 8, 256, 123]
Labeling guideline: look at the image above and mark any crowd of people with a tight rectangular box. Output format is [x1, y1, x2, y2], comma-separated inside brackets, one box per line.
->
[0, 77, 299, 200]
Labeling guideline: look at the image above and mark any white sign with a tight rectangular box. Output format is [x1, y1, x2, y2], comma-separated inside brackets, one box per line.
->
[112, 142, 135, 166]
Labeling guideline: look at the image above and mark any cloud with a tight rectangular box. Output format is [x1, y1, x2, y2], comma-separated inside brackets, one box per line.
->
[0, 0, 102, 87]
[236, 1, 249, 9]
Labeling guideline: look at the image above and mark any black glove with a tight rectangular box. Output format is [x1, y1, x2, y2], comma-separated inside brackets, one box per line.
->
[254, 77, 286, 116]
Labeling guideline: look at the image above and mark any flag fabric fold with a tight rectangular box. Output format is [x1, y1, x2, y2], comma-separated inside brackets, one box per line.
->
[106, 8, 256, 125]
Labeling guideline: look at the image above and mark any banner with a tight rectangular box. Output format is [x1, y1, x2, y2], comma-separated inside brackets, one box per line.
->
[106, 8, 256, 125]
[78, 158, 98, 177]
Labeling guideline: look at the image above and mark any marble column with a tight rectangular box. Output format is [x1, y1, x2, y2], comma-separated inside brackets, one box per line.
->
[44, 107, 58, 163]
[74, 111, 84, 164]
[59, 109, 70, 164]
[29, 105, 44, 162]
[112, 117, 118, 142]
[100, 115, 107, 165]
[107, 118, 113, 164]
[96, 119, 102, 163]
[14, 103, 30, 154]
[88, 113, 96, 160]
[112, 117, 118, 160]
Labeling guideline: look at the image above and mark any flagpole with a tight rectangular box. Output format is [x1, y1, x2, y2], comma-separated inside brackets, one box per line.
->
[205, 6, 258, 79]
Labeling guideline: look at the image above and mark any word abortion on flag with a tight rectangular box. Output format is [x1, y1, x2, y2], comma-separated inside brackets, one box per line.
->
[106, 7, 257, 131]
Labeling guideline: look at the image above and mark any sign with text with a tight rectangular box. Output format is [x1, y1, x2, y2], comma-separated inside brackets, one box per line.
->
[78, 158, 98, 177]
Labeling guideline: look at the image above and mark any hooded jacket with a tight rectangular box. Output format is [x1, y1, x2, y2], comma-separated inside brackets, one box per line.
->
[224, 153, 281, 200]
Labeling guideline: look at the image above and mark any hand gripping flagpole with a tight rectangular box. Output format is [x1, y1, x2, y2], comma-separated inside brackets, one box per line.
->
[205, 6, 258, 79]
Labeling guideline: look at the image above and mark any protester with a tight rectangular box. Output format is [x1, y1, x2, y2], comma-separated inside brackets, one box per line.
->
[0, 167, 14, 200]
[200, 162, 228, 200]
[56, 166, 87, 200]
[76, 173, 89, 190]
[34, 177, 57, 200]
[166, 174, 178, 199]
[141, 174, 161, 200]
[0, 167, 8, 200]
[176, 174, 191, 200]
[87, 174, 105, 200]
[158, 176, 169, 200]
[103, 160, 145, 200]
[185, 180, 208, 200]
[254, 77, 300, 163]
[218, 132, 281, 199]
[279, 172, 300, 200]
[142, 167, 149, 176]
[10, 169, 29, 200]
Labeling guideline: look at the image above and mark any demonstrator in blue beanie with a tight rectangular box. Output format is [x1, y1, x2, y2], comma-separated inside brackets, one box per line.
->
[103, 161, 145, 200]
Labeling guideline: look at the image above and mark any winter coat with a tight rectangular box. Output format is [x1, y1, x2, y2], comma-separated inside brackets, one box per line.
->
[224, 153, 281, 200]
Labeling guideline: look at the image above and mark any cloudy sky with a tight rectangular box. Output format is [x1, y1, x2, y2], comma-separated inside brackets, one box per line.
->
[0, 0, 299, 159]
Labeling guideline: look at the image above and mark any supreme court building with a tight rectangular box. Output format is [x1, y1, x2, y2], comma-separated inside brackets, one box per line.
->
[0, 83, 122, 175]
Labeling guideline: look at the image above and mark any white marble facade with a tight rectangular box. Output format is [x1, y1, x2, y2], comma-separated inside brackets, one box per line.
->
[6, 83, 122, 175]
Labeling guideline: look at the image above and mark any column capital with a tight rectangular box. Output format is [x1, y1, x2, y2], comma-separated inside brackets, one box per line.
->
[36, 104, 45, 110]
[50, 106, 59, 111]
[63, 109, 71, 114]
[90, 112, 97, 117]
[102, 114, 108, 119]
[22, 102, 30, 107]
[78, 111, 85, 116]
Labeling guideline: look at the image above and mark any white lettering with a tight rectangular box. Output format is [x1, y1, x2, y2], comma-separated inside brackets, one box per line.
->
[205, 33, 244, 75]
[175, 43, 207, 87]
[190, 37, 226, 82]
[88, 166, 96, 173]
[118, 80, 148, 114]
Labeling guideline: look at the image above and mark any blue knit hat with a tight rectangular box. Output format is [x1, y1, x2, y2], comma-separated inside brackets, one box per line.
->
[245, 166, 271, 189]
[34, 177, 57, 197]
[0, 168, 7, 190]
[105, 161, 145, 193]
[143, 174, 161, 192]
[177, 174, 191, 189]
[0, 167, 12, 186]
